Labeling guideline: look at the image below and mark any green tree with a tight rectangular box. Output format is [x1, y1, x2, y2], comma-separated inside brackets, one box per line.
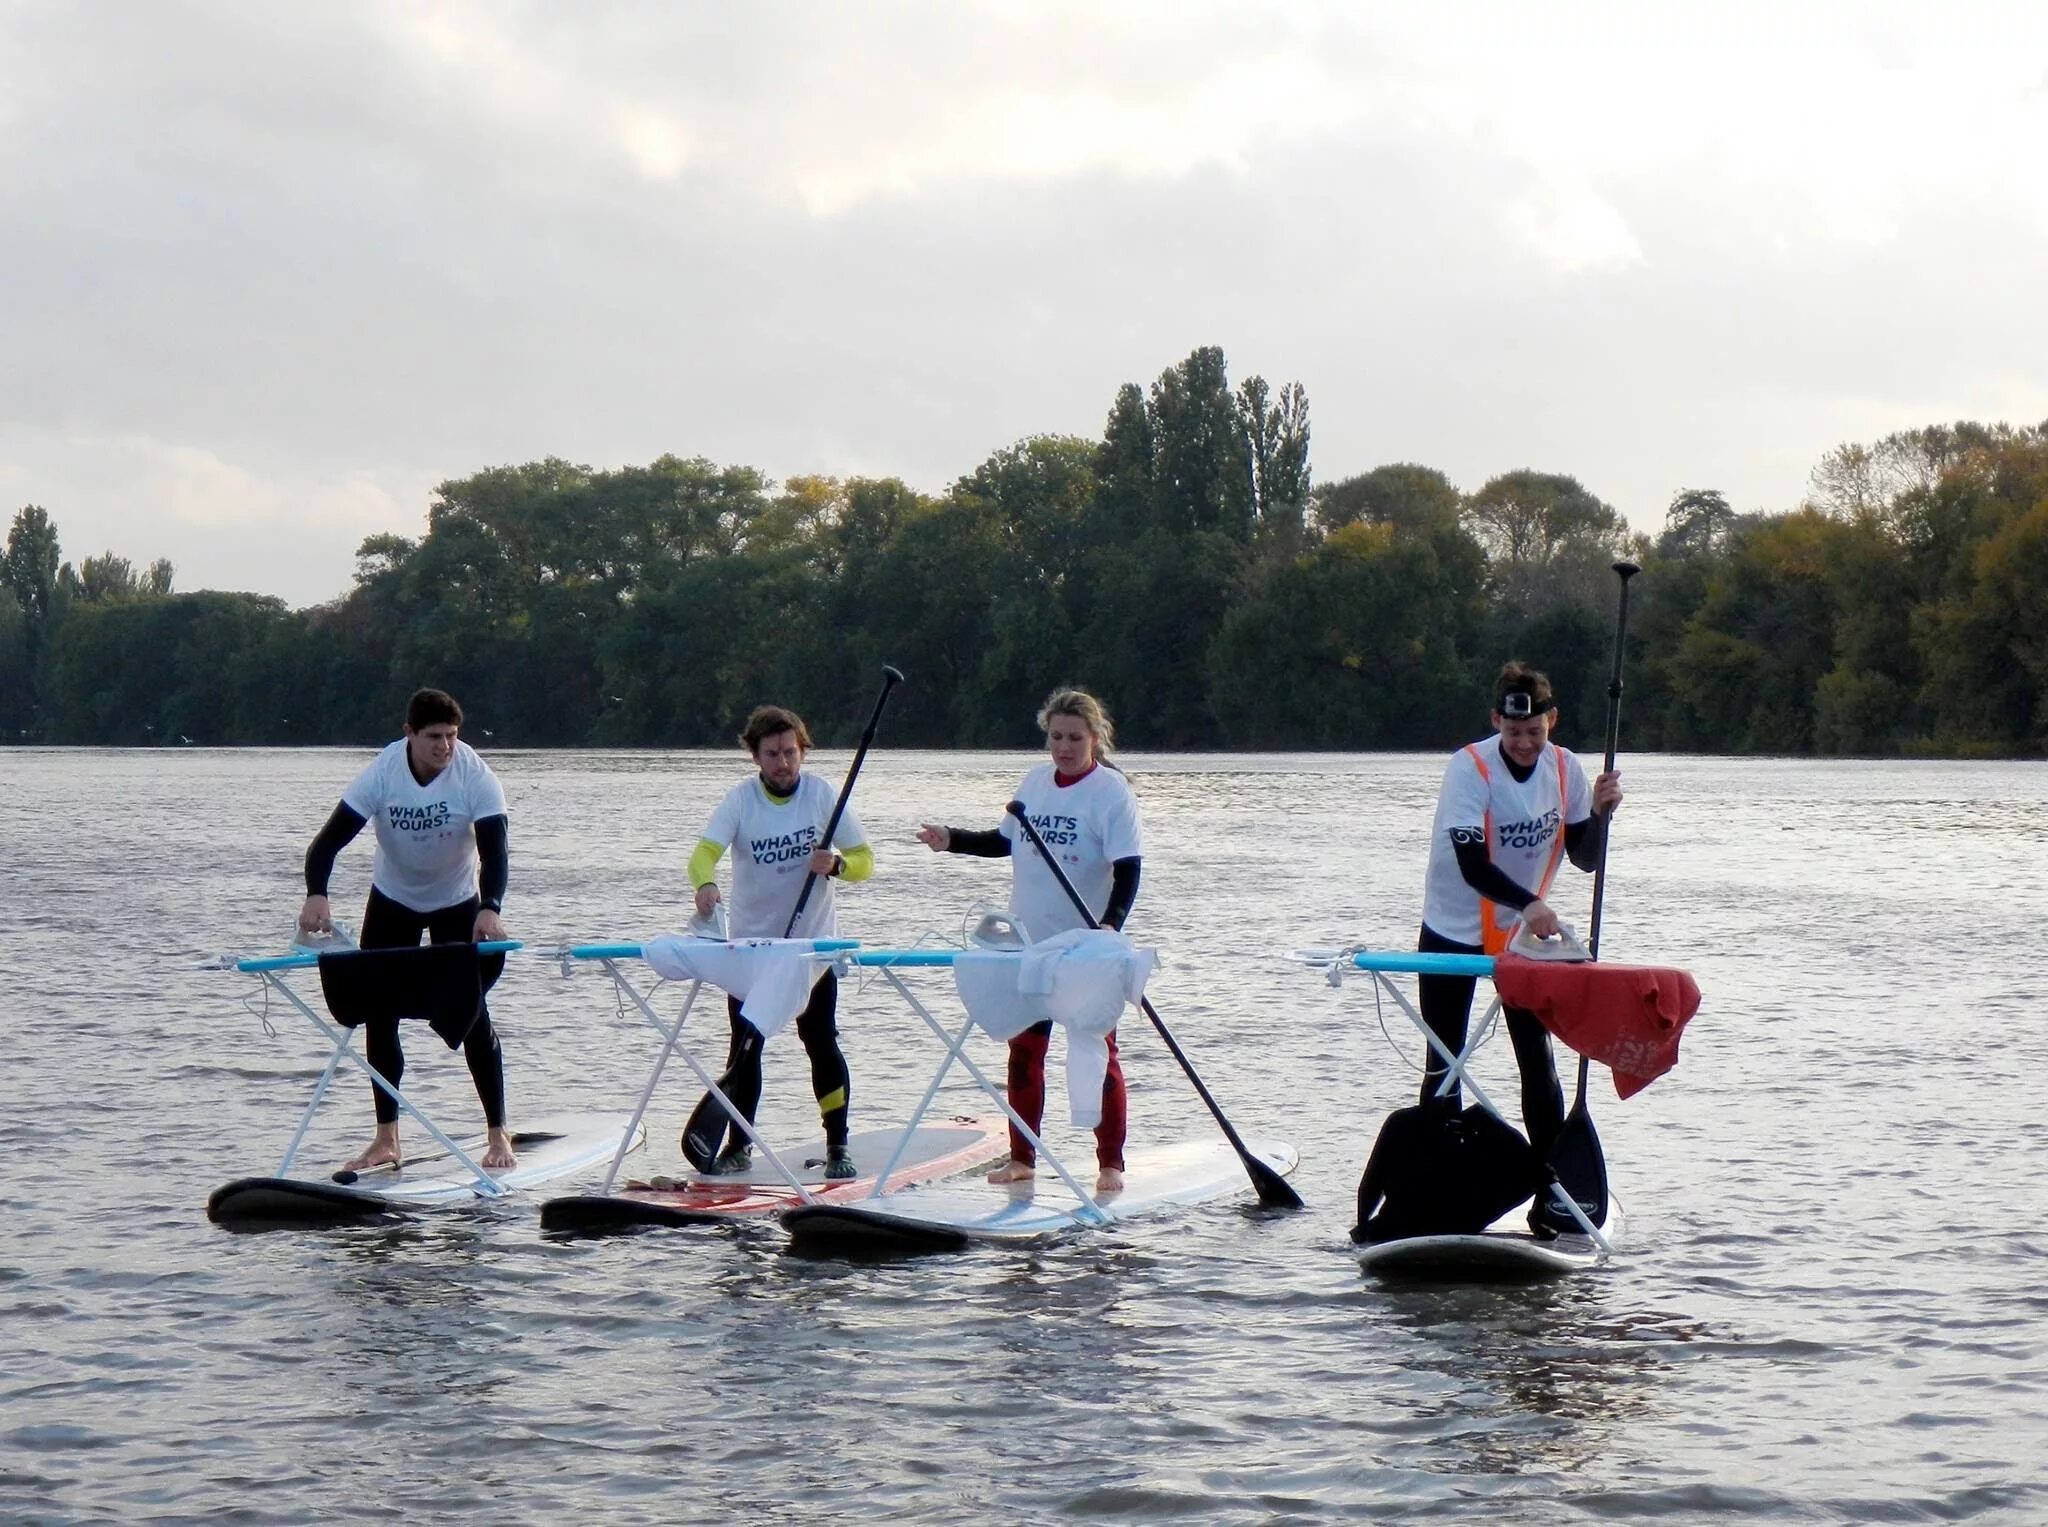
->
[1465, 470, 1630, 622]
[1667, 511, 1838, 751]
[1210, 521, 1480, 747]
[1075, 528, 1245, 747]
[1150, 346, 1252, 541]
[1237, 375, 1311, 555]
[1313, 464, 1462, 539]
[40, 591, 304, 743]
[859, 499, 1005, 743]
[1657, 489, 1738, 559]
[3, 505, 62, 622]
[1091, 383, 1156, 545]
[1915, 500, 2048, 751]
[0, 596, 30, 739]
[77, 552, 141, 602]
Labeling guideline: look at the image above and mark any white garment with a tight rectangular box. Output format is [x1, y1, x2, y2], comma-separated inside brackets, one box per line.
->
[999, 763, 1143, 940]
[341, 739, 508, 912]
[640, 935, 821, 1038]
[952, 929, 1155, 1128]
[700, 773, 867, 941]
[1420, 734, 1593, 945]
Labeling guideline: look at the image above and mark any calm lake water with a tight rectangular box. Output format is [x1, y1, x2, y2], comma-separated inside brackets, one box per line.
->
[2, 747, 2044, 1524]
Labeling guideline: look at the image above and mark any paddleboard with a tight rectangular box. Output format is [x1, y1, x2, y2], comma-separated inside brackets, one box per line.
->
[1354, 1199, 1625, 1281]
[537, 1116, 1009, 1234]
[782, 1135, 1300, 1254]
[207, 1113, 644, 1225]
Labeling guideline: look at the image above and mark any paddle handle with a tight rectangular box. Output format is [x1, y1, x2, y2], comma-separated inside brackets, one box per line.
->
[782, 665, 904, 938]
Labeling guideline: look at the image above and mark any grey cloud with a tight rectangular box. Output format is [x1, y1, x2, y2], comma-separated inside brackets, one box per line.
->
[4, 2, 2045, 604]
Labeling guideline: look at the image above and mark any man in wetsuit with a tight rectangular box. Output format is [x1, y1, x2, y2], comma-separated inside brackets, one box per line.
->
[1417, 661, 1622, 1219]
[687, 704, 872, 1178]
[298, 687, 517, 1173]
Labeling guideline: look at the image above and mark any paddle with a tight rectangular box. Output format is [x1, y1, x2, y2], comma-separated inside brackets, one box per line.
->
[1003, 800, 1306, 1211]
[782, 665, 906, 939]
[1543, 560, 1638, 1231]
[681, 666, 906, 1170]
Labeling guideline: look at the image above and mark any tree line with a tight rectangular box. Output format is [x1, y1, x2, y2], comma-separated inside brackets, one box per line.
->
[5, 348, 2045, 757]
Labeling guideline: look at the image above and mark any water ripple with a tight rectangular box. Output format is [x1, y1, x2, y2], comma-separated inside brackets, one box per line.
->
[2, 750, 2044, 1522]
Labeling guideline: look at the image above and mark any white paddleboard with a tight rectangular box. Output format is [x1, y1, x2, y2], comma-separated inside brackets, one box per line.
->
[782, 1135, 1300, 1252]
[207, 1112, 644, 1224]
[1354, 1199, 1624, 1280]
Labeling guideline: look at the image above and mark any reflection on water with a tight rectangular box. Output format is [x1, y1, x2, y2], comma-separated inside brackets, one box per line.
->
[1369, 1281, 1685, 1479]
[0, 749, 2045, 1523]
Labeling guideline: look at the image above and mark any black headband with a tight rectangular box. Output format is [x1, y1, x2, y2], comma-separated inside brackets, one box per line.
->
[1497, 690, 1555, 719]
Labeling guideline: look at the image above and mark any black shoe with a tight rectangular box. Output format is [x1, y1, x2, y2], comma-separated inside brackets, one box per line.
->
[823, 1146, 856, 1181]
[712, 1144, 753, 1175]
[1528, 1204, 1567, 1241]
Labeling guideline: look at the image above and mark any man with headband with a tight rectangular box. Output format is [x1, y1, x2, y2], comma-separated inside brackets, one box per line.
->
[1414, 661, 1623, 1231]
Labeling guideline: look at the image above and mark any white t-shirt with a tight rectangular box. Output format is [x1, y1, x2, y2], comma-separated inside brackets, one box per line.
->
[1000, 762, 1144, 940]
[701, 772, 868, 940]
[1421, 734, 1592, 945]
[341, 739, 509, 913]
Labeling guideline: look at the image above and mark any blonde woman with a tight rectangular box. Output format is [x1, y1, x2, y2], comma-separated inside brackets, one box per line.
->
[917, 688, 1142, 1194]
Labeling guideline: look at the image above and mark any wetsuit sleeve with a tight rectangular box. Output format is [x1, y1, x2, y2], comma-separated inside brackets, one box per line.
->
[1449, 829, 1538, 912]
[687, 838, 726, 891]
[944, 826, 1012, 857]
[1563, 812, 1608, 873]
[1102, 856, 1141, 931]
[304, 803, 368, 896]
[835, 843, 875, 883]
[1560, 752, 1604, 871]
[475, 814, 509, 911]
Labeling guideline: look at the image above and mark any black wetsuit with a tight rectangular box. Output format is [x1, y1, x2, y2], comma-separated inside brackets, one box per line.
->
[713, 968, 849, 1159]
[306, 804, 511, 1126]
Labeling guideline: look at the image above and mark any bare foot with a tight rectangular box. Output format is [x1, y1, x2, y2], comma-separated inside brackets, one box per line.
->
[988, 1160, 1036, 1185]
[481, 1128, 519, 1170]
[1096, 1167, 1125, 1195]
[341, 1132, 401, 1174]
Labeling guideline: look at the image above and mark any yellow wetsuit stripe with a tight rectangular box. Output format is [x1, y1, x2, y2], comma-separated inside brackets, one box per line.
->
[816, 1086, 847, 1115]
[687, 838, 724, 890]
[836, 842, 874, 883]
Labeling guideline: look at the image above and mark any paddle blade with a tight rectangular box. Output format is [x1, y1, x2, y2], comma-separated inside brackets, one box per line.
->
[680, 1094, 724, 1172]
[1545, 1099, 1609, 1230]
[1246, 1154, 1306, 1211]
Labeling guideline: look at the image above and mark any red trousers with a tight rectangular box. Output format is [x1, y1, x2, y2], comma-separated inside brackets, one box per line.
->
[1006, 1021, 1126, 1170]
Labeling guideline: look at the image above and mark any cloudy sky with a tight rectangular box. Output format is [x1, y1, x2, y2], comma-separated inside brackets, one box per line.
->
[4, 1, 2045, 606]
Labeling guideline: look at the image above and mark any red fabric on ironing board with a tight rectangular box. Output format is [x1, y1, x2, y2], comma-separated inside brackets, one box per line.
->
[1491, 954, 1701, 1099]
